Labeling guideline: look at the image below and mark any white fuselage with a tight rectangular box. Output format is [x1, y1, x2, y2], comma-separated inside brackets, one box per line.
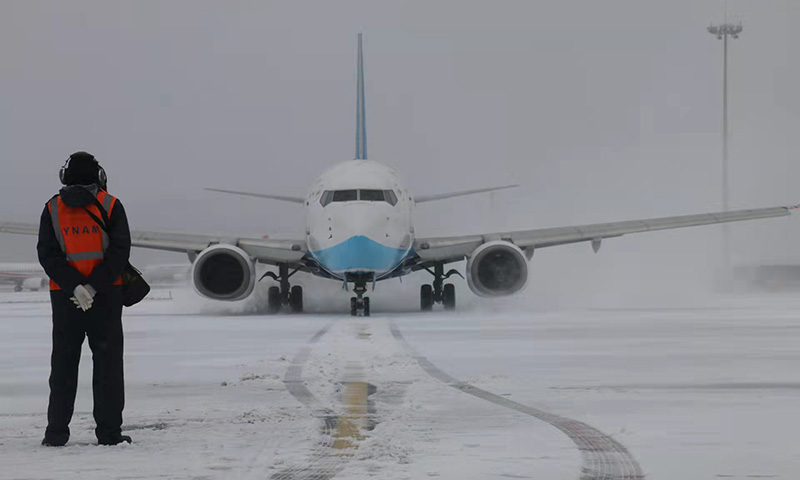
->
[0, 263, 48, 290]
[305, 160, 415, 280]
[0, 263, 45, 277]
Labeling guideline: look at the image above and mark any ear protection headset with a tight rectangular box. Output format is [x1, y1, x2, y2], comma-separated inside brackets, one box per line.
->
[59, 153, 107, 190]
[58, 158, 70, 185]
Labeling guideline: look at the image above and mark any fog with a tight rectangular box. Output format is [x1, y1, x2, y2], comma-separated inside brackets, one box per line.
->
[2, 0, 798, 308]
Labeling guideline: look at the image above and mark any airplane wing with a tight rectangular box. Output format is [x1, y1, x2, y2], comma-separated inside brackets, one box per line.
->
[414, 204, 798, 262]
[0, 221, 307, 265]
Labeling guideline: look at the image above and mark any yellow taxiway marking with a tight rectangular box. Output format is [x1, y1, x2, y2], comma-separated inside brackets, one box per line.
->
[357, 324, 371, 339]
[332, 380, 369, 454]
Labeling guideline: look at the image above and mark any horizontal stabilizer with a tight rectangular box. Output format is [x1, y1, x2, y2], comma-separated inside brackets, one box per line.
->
[205, 188, 305, 204]
[415, 184, 519, 203]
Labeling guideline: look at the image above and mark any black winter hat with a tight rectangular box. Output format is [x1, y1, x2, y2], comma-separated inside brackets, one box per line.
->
[62, 151, 100, 186]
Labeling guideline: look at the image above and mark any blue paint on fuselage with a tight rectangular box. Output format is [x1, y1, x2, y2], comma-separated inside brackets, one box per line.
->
[311, 235, 408, 277]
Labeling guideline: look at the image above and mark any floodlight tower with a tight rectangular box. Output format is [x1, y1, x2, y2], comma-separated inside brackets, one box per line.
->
[707, 21, 743, 270]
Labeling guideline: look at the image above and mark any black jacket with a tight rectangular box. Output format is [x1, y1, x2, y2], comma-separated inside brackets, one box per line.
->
[37, 185, 131, 295]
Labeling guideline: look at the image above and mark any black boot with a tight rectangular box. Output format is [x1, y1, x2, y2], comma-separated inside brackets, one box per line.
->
[98, 434, 131, 446]
[41, 436, 68, 447]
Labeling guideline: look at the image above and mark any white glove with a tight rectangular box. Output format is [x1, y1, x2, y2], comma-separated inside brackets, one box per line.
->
[70, 284, 97, 311]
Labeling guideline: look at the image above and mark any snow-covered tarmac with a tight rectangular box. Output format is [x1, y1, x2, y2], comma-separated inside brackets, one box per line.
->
[2, 288, 800, 479]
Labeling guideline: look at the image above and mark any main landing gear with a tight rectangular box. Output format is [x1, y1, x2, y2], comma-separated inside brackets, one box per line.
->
[420, 263, 462, 311]
[348, 273, 372, 317]
[261, 264, 303, 314]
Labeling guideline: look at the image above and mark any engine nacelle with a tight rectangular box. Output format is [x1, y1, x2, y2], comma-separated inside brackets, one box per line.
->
[466, 241, 529, 297]
[192, 244, 256, 301]
[22, 277, 48, 291]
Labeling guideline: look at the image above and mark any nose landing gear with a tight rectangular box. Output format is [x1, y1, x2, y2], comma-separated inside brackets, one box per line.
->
[349, 276, 371, 317]
[420, 262, 462, 311]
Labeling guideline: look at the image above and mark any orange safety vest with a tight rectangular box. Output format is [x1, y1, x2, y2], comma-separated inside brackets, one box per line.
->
[47, 189, 123, 290]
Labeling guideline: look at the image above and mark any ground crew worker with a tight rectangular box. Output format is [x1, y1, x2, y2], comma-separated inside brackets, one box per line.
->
[37, 151, 132, 446]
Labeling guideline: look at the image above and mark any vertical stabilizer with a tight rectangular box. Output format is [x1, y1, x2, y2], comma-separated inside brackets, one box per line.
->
[355, 33, 368, 160]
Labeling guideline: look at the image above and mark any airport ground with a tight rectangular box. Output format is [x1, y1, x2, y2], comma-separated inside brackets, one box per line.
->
[2, 286, 800, 479]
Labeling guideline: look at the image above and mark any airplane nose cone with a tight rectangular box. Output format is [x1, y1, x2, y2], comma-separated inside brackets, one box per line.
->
[309, 203, 410, 275]
[330, 204, 392, 243]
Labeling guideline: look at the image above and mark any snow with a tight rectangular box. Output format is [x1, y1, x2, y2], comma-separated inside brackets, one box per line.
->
[2, 288, 800, 479]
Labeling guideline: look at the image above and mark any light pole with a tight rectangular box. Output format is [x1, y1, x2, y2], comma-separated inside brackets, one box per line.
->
[707, 22, 743, 271]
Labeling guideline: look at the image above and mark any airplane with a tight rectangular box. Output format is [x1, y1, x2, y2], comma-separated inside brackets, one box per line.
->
[0, 34, 797, 316]
[0, 263, 49, 292]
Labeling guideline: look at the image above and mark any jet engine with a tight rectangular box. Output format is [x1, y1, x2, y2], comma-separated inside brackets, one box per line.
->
[22, 277, 48, 291]
[466, 241, 529, 297]
[192, 244, 256, 301]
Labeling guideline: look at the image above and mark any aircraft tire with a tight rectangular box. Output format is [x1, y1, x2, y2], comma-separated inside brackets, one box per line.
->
[290, 286, 303, 313]
[442, 284, 456, 310]
[363, 297, 370, 317]
[350, 297, 358, 316]
[267, 286, 281, 313]
[420, 284, 433, 311]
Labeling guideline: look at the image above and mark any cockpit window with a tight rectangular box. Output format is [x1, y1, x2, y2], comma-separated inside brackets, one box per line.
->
[319, 189, 400, 207]
[332, 190, 358, 202]
[359, 189, 385, 202]
[320, 190, 334, 207]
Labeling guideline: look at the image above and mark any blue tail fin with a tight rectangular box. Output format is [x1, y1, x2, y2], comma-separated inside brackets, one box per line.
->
[355, 33, 367, 160]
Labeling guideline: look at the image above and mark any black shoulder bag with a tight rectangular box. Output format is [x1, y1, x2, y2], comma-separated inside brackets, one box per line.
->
[81, 198, 150, 307]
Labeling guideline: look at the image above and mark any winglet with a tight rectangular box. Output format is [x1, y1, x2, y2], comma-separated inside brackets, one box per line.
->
[355, 33, 367, 160]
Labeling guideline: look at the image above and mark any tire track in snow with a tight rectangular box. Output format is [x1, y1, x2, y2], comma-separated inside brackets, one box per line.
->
[237, 323, 339, 480]
[283, 322, 336, 417]
[270, 321, 343, 480]
[270, 322, 376, 480]
[389, 321, 645, 480]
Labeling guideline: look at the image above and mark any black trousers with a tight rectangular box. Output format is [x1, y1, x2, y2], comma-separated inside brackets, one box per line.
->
[45, 287, 125, 444]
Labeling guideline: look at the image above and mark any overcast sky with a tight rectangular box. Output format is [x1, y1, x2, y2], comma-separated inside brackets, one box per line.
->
[1, 1, 798, 299]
